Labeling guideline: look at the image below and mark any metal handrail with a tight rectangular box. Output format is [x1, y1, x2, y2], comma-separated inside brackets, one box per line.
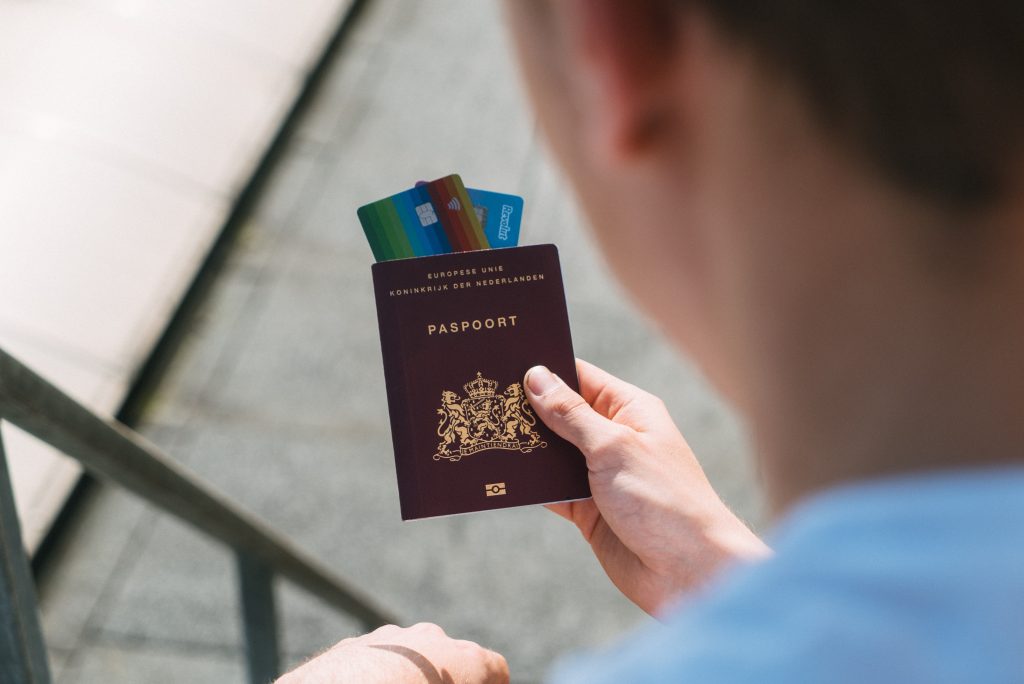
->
[0, 347, 396, 683]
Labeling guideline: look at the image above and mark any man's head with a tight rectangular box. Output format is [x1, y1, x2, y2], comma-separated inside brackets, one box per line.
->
[505, 1, 1024, 507]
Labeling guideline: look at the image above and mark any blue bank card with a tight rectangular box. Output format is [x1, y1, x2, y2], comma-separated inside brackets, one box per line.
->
[466, 188, 523, 248]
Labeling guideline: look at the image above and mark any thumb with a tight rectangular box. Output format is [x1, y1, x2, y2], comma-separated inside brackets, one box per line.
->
[524, 365, 621, 456]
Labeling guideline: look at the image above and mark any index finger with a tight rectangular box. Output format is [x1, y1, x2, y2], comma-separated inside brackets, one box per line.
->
[575, 358, 666, 431]
[575, 358, 638, 408]
[481, 648, 510, 683]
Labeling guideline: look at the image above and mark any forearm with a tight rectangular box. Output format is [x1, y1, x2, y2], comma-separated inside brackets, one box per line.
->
[663, 506, 772, 603]
[625, 516, 771, 616]
[277, 645, 430, 684]
[706, 503, 771, 565]
[276, 623, 508, 684]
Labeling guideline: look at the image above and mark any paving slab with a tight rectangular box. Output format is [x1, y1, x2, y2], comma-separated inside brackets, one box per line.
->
[36, 487, 153, 653]
[57, 642, 244, 684]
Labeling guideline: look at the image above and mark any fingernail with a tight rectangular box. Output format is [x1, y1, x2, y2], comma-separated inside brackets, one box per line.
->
[525, 366, 559, 395]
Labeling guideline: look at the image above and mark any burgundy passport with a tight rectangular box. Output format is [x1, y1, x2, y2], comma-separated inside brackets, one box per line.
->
[372, 244, 591, 519]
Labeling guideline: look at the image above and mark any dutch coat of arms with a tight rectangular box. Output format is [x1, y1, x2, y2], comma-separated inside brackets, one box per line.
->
[433, 372, 547, 462]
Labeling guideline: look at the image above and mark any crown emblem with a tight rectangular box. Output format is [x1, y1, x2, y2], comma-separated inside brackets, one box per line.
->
[464, 372, 498, 399]
[434, 371, 547, 462]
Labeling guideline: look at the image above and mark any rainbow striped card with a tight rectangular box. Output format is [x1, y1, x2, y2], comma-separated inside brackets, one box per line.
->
[358, 174, 489, 261]
[416, 182, 523, 249]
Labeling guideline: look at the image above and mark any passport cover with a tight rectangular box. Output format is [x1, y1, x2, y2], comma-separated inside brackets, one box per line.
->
[372, 244, 591, 519]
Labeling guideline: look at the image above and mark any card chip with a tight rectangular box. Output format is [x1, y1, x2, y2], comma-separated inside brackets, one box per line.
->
[415, 203, 439, 227]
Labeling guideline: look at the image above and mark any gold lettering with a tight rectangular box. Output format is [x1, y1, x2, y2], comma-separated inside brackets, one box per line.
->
[425, 314, 519, 336]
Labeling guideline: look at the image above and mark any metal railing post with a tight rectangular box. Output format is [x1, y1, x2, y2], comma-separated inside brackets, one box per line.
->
[0, 347, 396, 630]
[0, 428, 52, 684]
[237, 552, 280, 684]
[0, 346, 397, 682]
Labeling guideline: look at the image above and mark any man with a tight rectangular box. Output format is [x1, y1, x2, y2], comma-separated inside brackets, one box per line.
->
[280, 1, 1024, 681]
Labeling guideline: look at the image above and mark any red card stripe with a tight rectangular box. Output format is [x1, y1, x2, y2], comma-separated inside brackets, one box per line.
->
[428, 177, 471, 251]
[442, 175, 481, 250]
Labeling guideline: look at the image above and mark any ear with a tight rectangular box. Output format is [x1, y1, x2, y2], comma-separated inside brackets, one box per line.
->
[562, 0, 680, 165]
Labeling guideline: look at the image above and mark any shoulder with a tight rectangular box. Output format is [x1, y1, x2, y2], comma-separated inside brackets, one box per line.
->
[551, 471, 1024, 683]
[551, 555, 1004, 684]
[550, 556, 868, 683]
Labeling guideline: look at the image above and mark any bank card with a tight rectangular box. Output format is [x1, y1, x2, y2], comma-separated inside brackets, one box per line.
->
[416, 182, 523, 248]
[466, 188, 523, 248]
[358, 174, 489, 262]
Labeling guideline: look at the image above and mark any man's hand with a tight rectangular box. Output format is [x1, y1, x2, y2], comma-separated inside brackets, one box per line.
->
[276, 623, 508, 684]
[525, 360, 770, 616]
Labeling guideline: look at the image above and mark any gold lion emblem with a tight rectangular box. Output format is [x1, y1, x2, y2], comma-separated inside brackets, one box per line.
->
[433, 372, 547, 462]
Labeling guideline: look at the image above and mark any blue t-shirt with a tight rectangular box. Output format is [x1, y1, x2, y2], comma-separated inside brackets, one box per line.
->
[552, 468, 1024, 683]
